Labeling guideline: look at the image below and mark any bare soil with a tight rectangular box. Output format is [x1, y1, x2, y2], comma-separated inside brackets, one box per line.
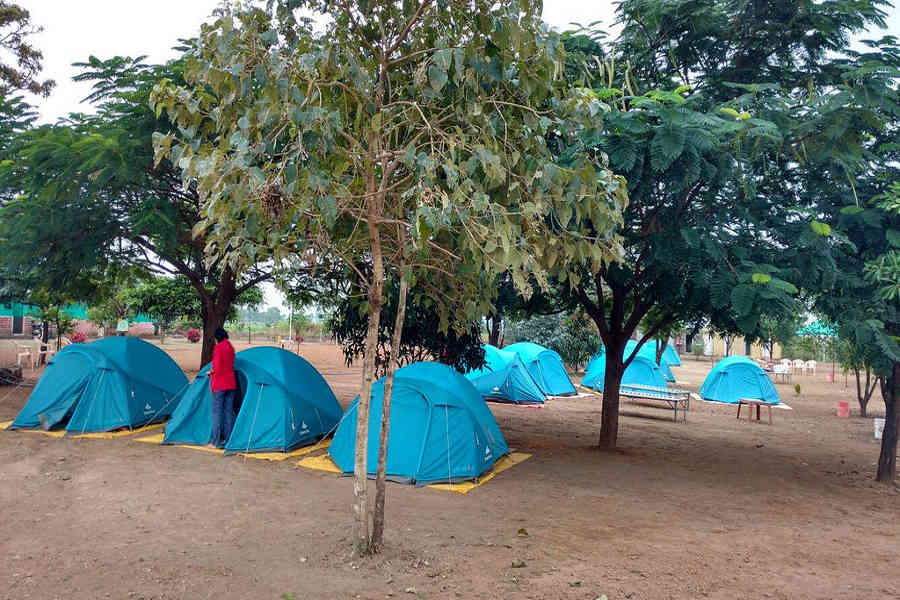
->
[0, 340, 898, 600]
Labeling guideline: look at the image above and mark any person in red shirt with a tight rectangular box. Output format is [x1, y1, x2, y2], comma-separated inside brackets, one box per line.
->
[208, 327, 237, 449]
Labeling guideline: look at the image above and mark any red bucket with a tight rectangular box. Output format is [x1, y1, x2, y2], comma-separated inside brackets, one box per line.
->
[837, 401, 850, 418]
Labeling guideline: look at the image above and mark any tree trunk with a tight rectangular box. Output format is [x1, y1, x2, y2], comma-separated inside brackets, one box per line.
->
[353, 201, 385, 554]
[488, 314, 501, 347]
[200, 306, 229, 367]
[876, 361, 899, 483]
[855, 367, 865, 417]
[655, 339, 664, 365]
[198, 266, 238, 367]
[39, 320, 50, 366]
[598, 338, 625, 449]
[371, 268, 409, 551]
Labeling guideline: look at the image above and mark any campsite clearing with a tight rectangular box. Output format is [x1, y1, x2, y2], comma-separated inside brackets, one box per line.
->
[0, 340, 898, 599]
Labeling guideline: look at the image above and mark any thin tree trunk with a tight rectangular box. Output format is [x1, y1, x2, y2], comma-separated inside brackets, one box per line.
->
[39, 320, 49, 366]
[353, 172, 385, 553]
[488, 314, 501, 347]
[855, 367, 864, 417]
[371, 268, 409, 551]
[876, 362, 899, 483]
[655, 338, 664, 365]
[598, 338, 625, 448]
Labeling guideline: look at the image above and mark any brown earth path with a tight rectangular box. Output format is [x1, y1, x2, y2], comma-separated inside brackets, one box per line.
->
[0, 340, 897, 600]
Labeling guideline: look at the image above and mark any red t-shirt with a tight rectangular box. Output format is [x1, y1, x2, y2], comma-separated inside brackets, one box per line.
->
[210, 339, 237, 391]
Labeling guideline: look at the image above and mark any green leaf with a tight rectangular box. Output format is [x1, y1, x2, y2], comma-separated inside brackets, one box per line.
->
[769, 278, 799, 294]
[428, 65, 448, 92]
[650, 124, 685, 172]
[886, 230, 900, 248]
[840, 205, 864, 215]
[731, 284, 755, 316]
[810, 220, 831, 236]
[284, 164, 298, 185]
[751, 273, 772, 284]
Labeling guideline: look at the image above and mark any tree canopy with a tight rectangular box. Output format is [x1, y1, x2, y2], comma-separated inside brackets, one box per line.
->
[545, 0, 899, 448]
[0, 2, 54, 96]
[0, 54, 273, 365]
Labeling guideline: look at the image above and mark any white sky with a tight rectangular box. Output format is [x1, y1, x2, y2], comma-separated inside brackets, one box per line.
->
[14, 0, 900, 309]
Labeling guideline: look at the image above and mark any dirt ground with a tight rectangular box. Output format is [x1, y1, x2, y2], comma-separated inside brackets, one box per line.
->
[1, 339, 898, 600]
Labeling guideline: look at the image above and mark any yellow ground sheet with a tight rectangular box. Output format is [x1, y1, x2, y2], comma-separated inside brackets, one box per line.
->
[1, 420, 163, 439]
[297, 451, 532, 494]
[135, 432, 331, 461]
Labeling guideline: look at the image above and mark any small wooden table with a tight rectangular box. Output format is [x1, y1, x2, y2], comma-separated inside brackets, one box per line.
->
[736, 398, 774, 425]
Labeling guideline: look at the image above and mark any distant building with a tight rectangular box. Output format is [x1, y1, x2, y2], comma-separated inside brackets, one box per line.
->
[0, 303, 35, 337]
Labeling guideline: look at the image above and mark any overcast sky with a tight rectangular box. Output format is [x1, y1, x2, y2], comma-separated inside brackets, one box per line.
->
[16, 1, 900, 310]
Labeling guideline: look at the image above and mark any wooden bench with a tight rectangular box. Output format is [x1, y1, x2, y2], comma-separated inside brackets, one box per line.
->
[737, 398, 774, 425]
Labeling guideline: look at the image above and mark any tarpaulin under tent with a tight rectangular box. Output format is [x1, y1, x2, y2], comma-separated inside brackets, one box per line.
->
[502, 342, 577, 396]
[698, 356, 781, 404]
[163, 346, 341, 454]
[11, 338, 187, 434]
[329, 362, 509, 485]
[463, 344, 546, 405]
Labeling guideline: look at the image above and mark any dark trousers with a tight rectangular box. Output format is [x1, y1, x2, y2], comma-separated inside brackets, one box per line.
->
[210, 388, 236, 448]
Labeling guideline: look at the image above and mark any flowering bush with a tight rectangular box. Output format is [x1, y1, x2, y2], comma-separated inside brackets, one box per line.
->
[186, 329, 201, 343]
[69, 331, 87, 343]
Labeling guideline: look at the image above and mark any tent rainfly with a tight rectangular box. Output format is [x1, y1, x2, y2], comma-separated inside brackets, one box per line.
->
[164, 346, 341, 454]
[463, 344, 546, 405]
[11, 337, 187, 434]
[329, 362, 509, 484]
[699, 356, 781, 404]
[502, 342, 577, 396]
[581, 354, 668, 392]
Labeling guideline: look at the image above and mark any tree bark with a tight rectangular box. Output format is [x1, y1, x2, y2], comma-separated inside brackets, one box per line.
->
[39, 320, 50, 366]
[488, 314, 502, 347]
[655, 338, 664, 365]
[876, 361, 899, 483]
[855, 367, 877, 418]
[371, 268, 409, 551]
[598, 337, 625, 448]
[353, 155, 386, 553]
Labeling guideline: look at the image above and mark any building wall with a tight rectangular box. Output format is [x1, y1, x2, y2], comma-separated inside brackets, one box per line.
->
[0, 315, 34, 337]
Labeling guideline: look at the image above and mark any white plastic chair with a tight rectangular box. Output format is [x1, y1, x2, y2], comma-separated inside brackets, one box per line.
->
[805, 360, 816, 375]
[13, 341, 33, 369]
[780, 358, 792, 373]
[792, 359, 806, 374]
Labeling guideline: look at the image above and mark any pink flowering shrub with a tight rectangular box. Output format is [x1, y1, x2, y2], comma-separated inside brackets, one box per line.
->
[186, 329, 201, 343]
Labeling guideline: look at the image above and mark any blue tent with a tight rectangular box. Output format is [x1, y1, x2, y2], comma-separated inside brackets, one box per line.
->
[660, 343, 681, 367]
[699, 356, 781, 404]
[503, 342, 577, 396]
[625, 340, 677, 381]
[581, 354, 668, 392]
[329, 362, 509, 485]
[11, 338, 187, 434]
[164, 347, 341, 454]
[463, 344, 546, 405]
[587, 340, 678, 382]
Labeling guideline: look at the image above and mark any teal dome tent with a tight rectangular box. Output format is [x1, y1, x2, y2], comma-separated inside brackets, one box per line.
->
[503, 342, 577, 396]
[660, 343, 681, 367]
[624, 340, 677, 382]
[581, 354, 668, 392]
[329, 362, 509, 485]
[699, 356, 781, 404]
[586, 340, 678, 383]
[463, 344, 546, 405]
[164, 347, 341, 454]
[11, 338, 187, 434]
